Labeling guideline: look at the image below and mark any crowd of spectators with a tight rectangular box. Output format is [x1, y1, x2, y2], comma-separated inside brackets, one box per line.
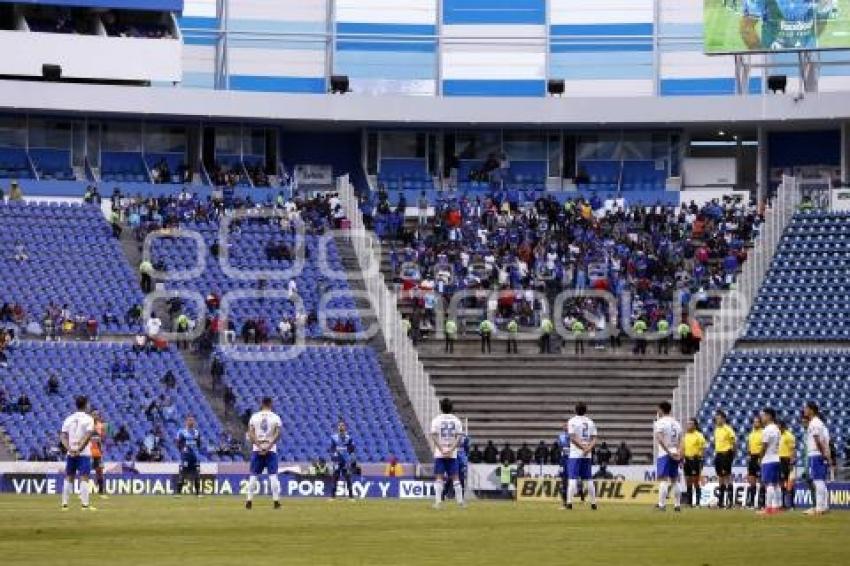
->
[380, 193, 759, 350]
[467, 439, 633, 466]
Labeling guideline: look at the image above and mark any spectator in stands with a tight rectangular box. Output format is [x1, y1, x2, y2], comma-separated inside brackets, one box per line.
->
[533, 440, 549, 465]
[14, 240, 28, 262]
[139, 259, 154, 294]
[500, 443, 516, 465]
[9, 181, 23, 201]
[145, 312, 162, 340]
[16, 393, 32, 415]
[615, 441, 632, 465]
[114, 425, 131, 444]
[210, 355, 224, 392]
[469, 444, 483, 464]
[126, 303, 142, 327]
[593, 464, 614, 480]
[595, 441, 612, 465]
[46, 373, 60, 395]
[516, 442, 533, 465]
[223, 386, 236, 418]
[483, 440, 499, 464]
[160, 370, 176, 390]
[549, 439, 561, 465]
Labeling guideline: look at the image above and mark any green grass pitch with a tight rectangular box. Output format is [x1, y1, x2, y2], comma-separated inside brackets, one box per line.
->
[1, 496, 848, 566]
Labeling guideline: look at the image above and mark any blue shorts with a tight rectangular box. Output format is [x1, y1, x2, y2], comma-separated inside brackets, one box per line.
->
[65, 455, 92, 477]
[568, 457, 592, 480]
[809, 455, 829, 481]
[761, 462, 781, 484]
[656, 455, 679, 480]
[250, 452, 279, 475]
[434, 457, 459, 477]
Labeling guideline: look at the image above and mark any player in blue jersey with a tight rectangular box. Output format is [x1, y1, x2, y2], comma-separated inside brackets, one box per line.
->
[246, 397, 283, 510]
[175, 415, 202, 498]
[741, 0, 835, 51]
[445, 433, 471, 501]
[60, 395, 96, 511]
[329, 420, 355, 500]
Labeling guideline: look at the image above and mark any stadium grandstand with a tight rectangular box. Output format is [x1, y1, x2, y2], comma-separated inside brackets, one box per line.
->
[0, 0, 848, 563]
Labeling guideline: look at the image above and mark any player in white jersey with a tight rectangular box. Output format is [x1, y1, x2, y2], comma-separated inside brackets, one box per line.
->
[430, 397, 464, 509]
[245, 397, 283, 510]
[60, 395, 96, 511]
[758, 407, 782, 515]
[565, 402, 598, 510]
[803, 401, 832, 515]
[653, 401, 683, 512]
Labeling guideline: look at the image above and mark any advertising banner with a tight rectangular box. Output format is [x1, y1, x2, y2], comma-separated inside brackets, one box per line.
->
[516, 477, 850, 509]
[0, 473, 436, 499]
[294, 164, 333, 187]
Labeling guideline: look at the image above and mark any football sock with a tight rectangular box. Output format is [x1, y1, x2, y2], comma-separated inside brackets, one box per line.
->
[269, 475, 281, 502]
[246, 475, 258, 502]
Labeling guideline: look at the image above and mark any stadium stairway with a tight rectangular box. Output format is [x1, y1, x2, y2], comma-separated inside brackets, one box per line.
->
[116, 221, 250, 451]
[415, 339, 690, 463]
[333, 232, 432, 461]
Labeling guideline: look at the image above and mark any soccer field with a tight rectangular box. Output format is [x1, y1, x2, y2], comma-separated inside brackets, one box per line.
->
[1, 497, 848, 566]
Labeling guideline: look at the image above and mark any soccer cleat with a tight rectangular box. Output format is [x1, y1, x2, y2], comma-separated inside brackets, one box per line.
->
[565, 503, 573, 510]
[273, 501, 281, 510]
[245, 501, 253, 510]
[655, 505, 666, 512]
[591, 504, 598, 511]
[432, 502, 442, 510]
[674, 507, 681, 513]
[61, 504, 69, 512]
[81, 505, 97, 512]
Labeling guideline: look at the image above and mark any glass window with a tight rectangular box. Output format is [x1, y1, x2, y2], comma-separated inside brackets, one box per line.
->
[28, 119, 72, 149]
[215, 126, 241, 155]
[455, 130, 500, 160]
[144, 124, 186, 154]
[0, 116, 26, 148]
[102, 122, 142, 152]
[503, 131, 546, 160]
[547, 132, 562, 178]
[620, 132, 652, 160]
[379, 132, 426, 159]
[243, 128, 265, 157]
[577, 133, 620, 160]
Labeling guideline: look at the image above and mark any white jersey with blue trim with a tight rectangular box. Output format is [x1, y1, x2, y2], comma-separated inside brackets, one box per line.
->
[653, 416, 682, 458]
[806, 416, 830, 457]
[61, 411, 95, 457]
[248, 410, 282, 453]
[566, 415, 597, 459]
[761, 423, 781, 464]
[430, 413, 463, 459]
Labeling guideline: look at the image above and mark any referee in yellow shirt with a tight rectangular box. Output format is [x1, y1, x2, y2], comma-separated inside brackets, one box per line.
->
[713, 410, 736, 509]
[683, 418, 707, 507]
[778, 420, 796, 509]
[746, 414, 764, 509]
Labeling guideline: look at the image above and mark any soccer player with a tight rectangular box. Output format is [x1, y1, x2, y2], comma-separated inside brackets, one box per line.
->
[245, 397, 283, 510]
[564, 402, 598, 510]
[446, 433, 471, 501]
[653, 401, 683, 512]
[329, 420, 355, 500]
[740, 0, 833, 51]
[757, 408, 782, 515]
[90, 410, 108, 499]
[777, 420, 796, 508]
[746, 414, 764, 509]
[802, 401, 832, 515]
[430, 397, 464, 509]
[176, 415, 202, 498]
[60, 395, 96, 511]
[683, 418, 707, 507]
[713, 410, 736, 509]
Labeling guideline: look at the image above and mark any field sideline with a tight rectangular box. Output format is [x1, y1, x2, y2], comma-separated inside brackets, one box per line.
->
[0, 497, 848, 566]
